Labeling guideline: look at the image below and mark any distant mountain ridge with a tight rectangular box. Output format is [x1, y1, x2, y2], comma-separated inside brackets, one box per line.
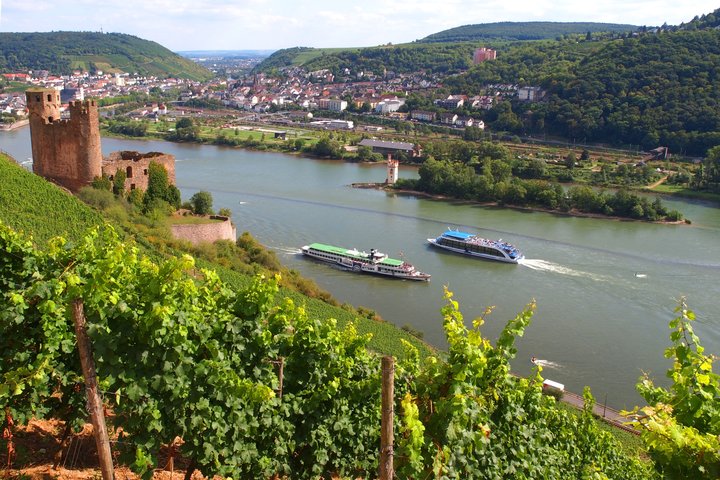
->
[418, 21, 638, 43]
[0, 32, 212, 81]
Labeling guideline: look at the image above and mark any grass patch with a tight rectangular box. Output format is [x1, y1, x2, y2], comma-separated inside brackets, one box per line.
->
[648, 183, 720, 202]
[168, 215, 225, 225]
[293, 47, 356, 64]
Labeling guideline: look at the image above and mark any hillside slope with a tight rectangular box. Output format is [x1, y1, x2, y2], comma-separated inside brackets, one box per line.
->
[0, 154, 105, 245]
[445, 27, 720, 156]
[419, 21, 638, 43]
[0, 32, 212, 81]
[0, 152, 433, 358]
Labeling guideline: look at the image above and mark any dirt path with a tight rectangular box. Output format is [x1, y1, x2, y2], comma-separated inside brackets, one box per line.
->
[647, 175, 668, 189]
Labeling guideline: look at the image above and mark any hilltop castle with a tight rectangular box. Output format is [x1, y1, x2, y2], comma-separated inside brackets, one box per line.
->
[26, 88, 175, 192]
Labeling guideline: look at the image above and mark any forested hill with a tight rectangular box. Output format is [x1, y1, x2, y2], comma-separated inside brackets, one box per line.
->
[0, 32, 213, 81]
[253, 22, 637, 76]
[255, 43, 478, 75]
[445, 28, 720, 156]
[419, 22, 638, 43]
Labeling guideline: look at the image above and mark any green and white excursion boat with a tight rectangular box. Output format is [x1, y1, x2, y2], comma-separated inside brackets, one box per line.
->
[301, 243, 431, 281]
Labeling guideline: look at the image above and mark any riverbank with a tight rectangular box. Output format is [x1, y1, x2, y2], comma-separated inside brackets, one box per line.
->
[0, 119, 29, 131]
[352, 182, 689, 225]
[100, 121, 713, 214]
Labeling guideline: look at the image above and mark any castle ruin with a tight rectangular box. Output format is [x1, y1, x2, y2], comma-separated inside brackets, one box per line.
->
[103, 151, 175, 191]
[26, 88, 103, 191]
[26, 87, 175, 193]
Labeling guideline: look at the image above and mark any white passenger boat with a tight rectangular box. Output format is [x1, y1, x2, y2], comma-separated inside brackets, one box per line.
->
[428, 229, 523, 263]
[301, 243, 431, 281]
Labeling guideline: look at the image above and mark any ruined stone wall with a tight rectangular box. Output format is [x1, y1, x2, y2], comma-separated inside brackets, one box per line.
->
[26, 88, 176, 194]
[26, 89, 102, 192]
[102, 151, 176, 192]
[170, 216, 237, 246]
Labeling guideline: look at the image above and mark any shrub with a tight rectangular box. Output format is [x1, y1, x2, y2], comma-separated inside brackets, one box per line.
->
[77, 186, 116, 210]
[190, 191, 214, 215]
[92, 175, 112, 191]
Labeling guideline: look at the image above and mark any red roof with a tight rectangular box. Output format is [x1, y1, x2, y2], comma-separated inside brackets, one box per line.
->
[2, 73, 29, 79]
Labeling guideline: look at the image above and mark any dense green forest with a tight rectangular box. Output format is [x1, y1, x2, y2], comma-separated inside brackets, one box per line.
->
[0, 32, 212, 81]
[444, 26, 720, 156]
[419, 21, 637, 43]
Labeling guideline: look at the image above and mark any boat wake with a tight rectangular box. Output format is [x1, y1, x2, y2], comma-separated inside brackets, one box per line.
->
[518, 258, 609, 282]
[271, 246, 303, 255]
[532, 359, 563, 370]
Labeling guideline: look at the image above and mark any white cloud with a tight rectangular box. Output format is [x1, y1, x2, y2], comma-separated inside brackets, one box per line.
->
[0, 0, 717, 50]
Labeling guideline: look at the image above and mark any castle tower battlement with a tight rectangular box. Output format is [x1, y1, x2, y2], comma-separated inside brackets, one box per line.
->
[26, 88, 102, 192]
[67, 98, 98, 118]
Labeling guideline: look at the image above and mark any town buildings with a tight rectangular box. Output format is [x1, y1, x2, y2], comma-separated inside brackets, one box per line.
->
[3, 53, 544, 137]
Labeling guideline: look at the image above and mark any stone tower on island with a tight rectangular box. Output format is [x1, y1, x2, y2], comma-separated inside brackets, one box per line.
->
[386, 155, 399, 185]
[26, 88, 103, 192]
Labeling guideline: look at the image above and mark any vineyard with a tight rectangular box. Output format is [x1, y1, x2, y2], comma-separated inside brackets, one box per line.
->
[0, 153, 104, 245]
[0, 221, 657, 479]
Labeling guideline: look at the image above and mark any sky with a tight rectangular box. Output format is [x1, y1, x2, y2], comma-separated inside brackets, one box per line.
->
[0, 0, 717, 52]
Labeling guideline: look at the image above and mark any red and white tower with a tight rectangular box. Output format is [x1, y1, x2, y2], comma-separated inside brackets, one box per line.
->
[386, 154, 399, 184]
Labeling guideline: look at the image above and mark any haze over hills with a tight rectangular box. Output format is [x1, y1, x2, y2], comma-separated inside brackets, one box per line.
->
[418, 21, 639, 43]
[0, 32, 213, 81]
[177, 50, 276, 58]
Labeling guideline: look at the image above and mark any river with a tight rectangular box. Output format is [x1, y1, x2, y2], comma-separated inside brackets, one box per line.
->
[3, 126, 719, 410]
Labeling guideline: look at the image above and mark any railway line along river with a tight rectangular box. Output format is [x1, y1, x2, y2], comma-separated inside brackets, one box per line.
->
[3, 126, 720, 410]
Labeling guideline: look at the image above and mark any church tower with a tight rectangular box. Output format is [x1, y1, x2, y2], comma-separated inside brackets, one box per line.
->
[26, 88, 102, 191]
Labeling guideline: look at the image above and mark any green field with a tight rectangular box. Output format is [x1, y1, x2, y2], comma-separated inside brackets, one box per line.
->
[647, 183, 720, 203]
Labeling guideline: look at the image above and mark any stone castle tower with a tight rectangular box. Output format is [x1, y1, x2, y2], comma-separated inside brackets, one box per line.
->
[26, 88, 103, 192]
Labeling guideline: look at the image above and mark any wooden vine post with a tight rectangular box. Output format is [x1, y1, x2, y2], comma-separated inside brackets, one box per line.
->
[379, 356, 394, 480]
[72, 299, 114, 480]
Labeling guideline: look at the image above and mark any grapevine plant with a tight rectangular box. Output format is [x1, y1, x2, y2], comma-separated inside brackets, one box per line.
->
[1, 221, 657, 479]
[394, 290, 653, 479]
[0, 223, 381, 479]
[626, 300, 720, 479]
